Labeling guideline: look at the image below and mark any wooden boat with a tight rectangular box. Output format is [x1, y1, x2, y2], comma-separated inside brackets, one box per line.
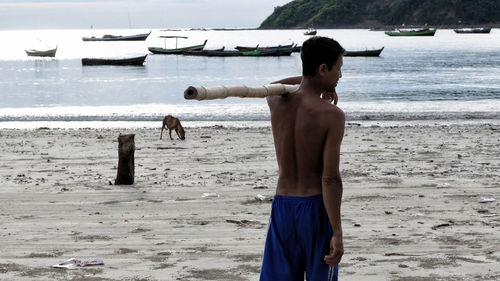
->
[25, 46, 57, 57]
[242, 47, 293, 57]
[149, 39, 207, 54]
[206, 50, 243, 57]
[182, 47, 225, 56]
[304, 29, 317, 35]
[184, 50, 242, 57]
[81, 55, 147, 66]
[385, 28, 436, 36]
[234, 45, 259, 52]
[344, 47, 384, 57]
[235, 43, 294, 52]
[181, 46, 293, 57]
[82, 32, 151, 41]
[454, 27, 491, 34]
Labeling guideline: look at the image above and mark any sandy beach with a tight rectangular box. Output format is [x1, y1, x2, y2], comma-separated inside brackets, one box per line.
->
[0, 123, 499, 281]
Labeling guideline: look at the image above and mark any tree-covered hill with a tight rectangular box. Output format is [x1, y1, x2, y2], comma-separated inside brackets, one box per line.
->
[260, 0, 500, 28]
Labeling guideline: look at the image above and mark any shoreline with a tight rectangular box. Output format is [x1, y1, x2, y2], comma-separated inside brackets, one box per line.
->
[2, 25, 498, 31]
[0, 119, 499, 130]
[1, 124, 499, 280]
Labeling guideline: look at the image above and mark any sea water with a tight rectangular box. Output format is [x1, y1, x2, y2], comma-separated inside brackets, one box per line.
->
[0, 28, 499, 128]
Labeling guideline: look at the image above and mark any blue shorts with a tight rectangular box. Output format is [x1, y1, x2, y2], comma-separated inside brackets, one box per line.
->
[260, 194, 338, 281]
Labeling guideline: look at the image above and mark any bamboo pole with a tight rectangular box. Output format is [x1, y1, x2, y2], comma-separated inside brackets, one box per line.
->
[184, 84, 299, 101]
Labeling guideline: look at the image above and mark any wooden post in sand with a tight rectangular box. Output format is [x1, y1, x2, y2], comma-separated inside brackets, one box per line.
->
[115, 134, 135, 185]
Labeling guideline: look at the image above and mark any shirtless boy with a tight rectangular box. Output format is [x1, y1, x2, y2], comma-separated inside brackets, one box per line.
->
[260, 36, 345, 281]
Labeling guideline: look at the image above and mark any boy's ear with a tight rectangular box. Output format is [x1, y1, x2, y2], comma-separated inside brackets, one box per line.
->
[317, 63, 327, 76]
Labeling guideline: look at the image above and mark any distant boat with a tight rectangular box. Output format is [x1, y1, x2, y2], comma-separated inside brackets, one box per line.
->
[181, 46, 293, 57]
[82, 32, 151, 41]
[25, 46, 57, 57]
[235, 43, 294, 52]
[234, 45, 259, 52]
[241, 47, 293, 57]
[304, 29, 317, 36]
[385, 28, 437, 36]
[344, 47, 384, 57]
[292, 44, 301, 52]
[454, 27, 491, 34]
[182, 47, 226, 56]
[205, 50, 245, 57]
[149, 37, 207, 54]
[81, 55, 147, 66]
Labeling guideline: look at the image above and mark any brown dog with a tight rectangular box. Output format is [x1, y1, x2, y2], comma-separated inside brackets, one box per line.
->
[160, 115, 185, 140]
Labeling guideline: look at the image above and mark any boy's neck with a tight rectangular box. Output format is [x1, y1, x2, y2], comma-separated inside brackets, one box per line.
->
[299, 76, 323, 97]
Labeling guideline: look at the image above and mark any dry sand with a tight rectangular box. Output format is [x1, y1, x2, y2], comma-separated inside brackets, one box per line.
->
[0, 123, 499, 281]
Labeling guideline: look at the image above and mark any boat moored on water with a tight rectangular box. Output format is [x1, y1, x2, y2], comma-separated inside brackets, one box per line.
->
[304, 28, 317, 35]
[241, 47, 293, 57]
[344, 47, 384, 57]
[235, 43, 295, 52]
[454, 27, 491, 34]
[385, 28, 437, 36]
[25, 46, 58, 57]
[81, 55, 147, 66]
[182, 46, 293, 57]
[182, 47, 226, 56]
[82, 32, 151, 41]
[149, 36, 207, 54]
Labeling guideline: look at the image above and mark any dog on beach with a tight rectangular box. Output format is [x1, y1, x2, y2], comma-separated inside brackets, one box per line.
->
[160, 115, 185, 140]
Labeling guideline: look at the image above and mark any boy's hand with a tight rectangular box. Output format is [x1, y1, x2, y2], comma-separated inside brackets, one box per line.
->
[324, 234, 344, 266]
[322, 91, 338, 105]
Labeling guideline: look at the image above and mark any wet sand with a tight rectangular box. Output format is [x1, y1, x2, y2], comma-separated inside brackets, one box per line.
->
[0, 124, 499, 280]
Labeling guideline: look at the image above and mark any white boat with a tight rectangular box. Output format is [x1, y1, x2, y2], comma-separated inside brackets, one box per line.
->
[25, 46, 57, 57]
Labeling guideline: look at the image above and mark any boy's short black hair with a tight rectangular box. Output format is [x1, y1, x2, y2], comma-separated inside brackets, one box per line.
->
[301, 36, 345, 77]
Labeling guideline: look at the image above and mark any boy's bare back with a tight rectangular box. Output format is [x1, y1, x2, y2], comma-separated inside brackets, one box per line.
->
[267, 89, 345, 197]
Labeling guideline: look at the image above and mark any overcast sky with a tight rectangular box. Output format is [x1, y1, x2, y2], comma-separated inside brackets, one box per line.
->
[0, 0, 292, 29]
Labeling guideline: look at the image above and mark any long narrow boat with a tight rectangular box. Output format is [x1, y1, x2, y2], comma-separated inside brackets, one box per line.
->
[184, 50, 242, 57]
[344, 47, 384, 57]
[454, 27, 491, 34]
[385, 28, 436, 36]
[81, 55, 147, 66]
[149, 40, 207, 54]
[182, 46, 293, 57]
[235, 43, 294, 52]
[242, 47, 293, 57]
[82, 32, 151, 41]
[182, 47, 225, 56]
[25, 46, 57, 57]
[206, 50, 243, 57]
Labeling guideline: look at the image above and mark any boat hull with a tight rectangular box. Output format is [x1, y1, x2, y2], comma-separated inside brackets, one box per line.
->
[182, 47, 293, 57]
[183, 50, 242, 57]
[454, 27, 491, 34]
[81, 55, 147, 66]
[25, 47, 57, 57]
[242, 48, 293, 57]
[235, 43, 295, 52]
[344, 47, 384, 57]
[385, 29, 436, 36]
[149, 40, 207, 54]
[82, 32, 151, 41]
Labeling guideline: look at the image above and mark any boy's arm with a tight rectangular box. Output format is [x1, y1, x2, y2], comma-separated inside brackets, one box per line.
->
[271, 76, 302, 85]
[322, 108, 345, 266]
[271, 76, 338, 104]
